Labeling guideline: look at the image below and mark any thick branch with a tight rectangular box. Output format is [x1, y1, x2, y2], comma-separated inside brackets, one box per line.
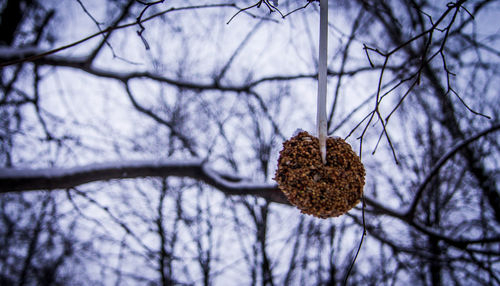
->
[1, 158, 499, 250]
[0, 159, 288, 204]
[0, 158, 421, 219]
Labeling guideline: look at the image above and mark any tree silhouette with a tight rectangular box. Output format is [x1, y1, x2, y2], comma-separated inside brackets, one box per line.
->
[1, 0, 499, 284]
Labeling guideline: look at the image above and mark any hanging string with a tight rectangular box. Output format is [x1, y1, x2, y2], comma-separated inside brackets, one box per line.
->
[317, 0, 328, 164]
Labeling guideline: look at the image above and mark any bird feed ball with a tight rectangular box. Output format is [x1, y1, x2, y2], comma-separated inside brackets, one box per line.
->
[274, 131, 365, 218]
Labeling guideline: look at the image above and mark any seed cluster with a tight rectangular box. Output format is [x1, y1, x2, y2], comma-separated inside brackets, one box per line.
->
[274, 131, 365, 218]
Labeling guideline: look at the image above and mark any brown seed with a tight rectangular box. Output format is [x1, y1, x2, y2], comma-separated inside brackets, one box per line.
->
[274, 131, 365, 218]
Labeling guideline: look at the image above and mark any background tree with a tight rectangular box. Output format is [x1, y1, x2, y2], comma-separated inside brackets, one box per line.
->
[1, 0, 499, 285]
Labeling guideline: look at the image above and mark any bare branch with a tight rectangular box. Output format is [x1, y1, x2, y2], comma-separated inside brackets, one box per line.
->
[86, 0, 136, 63]
[405, 123, 500, 219]
[0, 159, 288, 204]
[226, 0, 286, 24]
[0, 3, 237, 68]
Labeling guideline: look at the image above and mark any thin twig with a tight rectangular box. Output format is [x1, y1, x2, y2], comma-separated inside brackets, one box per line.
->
[135, 0, 165, 50]
[344, 195, 366, 285]
[227, 2, 261, 24]
[282, 1, 314, 18]
[358, 1, 475, 164]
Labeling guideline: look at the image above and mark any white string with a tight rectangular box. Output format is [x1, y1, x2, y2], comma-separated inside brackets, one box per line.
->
[317, 0, 328, 164]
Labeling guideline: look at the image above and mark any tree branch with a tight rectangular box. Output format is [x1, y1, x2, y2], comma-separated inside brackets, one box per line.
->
[406, 124, 500, 219]
[0, 159, 288, 204]
[2, 157, 499, 251]
[0, 3, 236, 68]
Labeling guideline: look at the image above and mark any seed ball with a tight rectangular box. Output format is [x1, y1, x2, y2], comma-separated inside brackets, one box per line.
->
[274, 131, 365, 218]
